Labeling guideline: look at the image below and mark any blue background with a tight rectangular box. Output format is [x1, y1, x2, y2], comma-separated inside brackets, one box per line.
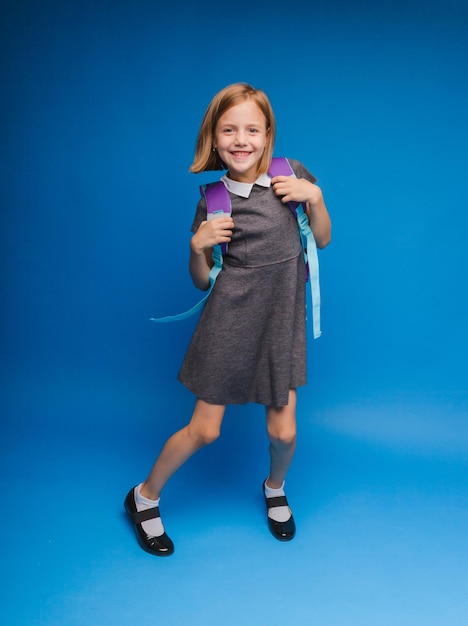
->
[1, 1, 467, 624]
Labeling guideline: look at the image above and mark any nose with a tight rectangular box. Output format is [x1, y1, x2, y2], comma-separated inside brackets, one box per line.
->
[235, 130, 247, 145]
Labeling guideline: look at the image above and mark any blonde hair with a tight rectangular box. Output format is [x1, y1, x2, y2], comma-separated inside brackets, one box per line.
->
[190, 83, 276, 175]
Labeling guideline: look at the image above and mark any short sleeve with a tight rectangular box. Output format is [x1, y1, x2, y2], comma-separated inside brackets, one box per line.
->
[190, 196, 207, 233]
[287, 159, 317, 185]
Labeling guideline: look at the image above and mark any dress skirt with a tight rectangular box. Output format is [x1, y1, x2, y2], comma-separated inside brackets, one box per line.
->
[178, 252, 306, 407]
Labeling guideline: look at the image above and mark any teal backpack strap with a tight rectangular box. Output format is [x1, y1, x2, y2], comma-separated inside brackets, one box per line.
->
[269, 157, 322, 339]
[295, 205, 321, 339]
[150, 249, 223, 322]
[151, 182, 231, 323]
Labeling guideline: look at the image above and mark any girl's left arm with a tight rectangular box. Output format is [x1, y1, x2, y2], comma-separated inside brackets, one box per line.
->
[305, 185, 332, 249]
[271, 176, 331, 248]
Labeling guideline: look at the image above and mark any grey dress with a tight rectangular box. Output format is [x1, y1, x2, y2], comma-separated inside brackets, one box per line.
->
[178, 159, 315, 407]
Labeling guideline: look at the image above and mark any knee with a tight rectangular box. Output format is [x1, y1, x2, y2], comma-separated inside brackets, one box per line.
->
[187, 422, 221, 447]
[267, 423, 297, 448]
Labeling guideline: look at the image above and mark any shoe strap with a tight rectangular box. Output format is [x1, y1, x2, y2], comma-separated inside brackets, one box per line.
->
[130, 506, 161, 524]
[265, 495, 288, 509]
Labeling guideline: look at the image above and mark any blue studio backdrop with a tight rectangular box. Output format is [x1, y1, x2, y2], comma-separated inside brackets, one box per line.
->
[1, 1, 468, 625]
[3, 0, 467, 434]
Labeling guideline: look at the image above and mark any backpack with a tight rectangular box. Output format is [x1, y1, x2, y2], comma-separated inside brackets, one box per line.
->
[151, 157, 321, 338]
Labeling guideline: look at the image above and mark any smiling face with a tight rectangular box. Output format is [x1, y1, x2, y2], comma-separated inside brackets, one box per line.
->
[213, 99, 270, 183]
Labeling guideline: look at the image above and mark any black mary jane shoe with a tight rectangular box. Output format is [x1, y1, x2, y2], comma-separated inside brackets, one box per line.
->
[262, 481, 296, 542]
[124, 486, 174, 556]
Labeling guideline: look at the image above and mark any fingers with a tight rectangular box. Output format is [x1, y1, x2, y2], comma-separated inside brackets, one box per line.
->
[272, 180, 293, 201]
[271, 176, 315, 204]
[271, 175, 288, 184]
[271, 175, 292, 194]
[271, 176, 285, 192]
[202, 216, 234, 230]
[198, 216, 234, 247]
[209, 216, 234, 237]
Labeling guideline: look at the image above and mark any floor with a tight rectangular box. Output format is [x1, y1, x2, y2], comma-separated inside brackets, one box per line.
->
[1, 375, 467, 625]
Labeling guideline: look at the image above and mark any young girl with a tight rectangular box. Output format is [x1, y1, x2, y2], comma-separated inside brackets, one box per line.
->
[124, 83, 331, 556]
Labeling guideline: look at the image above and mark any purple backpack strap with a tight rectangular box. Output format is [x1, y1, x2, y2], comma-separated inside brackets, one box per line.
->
[268, 156, 295, 178]
[268, 157, 301, 215]
[201, 182, 232, 254]
[202, 182, 231, 218]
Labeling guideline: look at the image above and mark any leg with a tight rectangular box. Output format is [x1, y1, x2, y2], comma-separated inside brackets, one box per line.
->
[262, 389, 297, 541]
[141, 398, 226, 500]
[125, 398, 225, 556]
[265, 389, 297, 489]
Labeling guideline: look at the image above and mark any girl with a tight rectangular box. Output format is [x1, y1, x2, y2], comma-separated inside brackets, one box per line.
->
[124, 83, 331, 556]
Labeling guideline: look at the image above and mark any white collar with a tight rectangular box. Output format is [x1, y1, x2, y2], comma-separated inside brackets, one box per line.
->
[220, 172, 271, 198]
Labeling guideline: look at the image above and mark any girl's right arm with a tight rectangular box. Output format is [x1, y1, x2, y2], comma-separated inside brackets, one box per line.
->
[189, 217, 234, 290]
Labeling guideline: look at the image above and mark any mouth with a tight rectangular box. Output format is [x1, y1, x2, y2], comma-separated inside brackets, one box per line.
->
[231, 151, 252, 158]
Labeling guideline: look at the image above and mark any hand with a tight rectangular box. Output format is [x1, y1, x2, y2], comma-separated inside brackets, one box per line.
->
[191, 216, 234, 254]
[271, 176, 322, 206]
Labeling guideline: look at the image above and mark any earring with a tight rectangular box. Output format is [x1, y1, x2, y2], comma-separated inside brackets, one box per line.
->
[212, 146, 217, 152]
